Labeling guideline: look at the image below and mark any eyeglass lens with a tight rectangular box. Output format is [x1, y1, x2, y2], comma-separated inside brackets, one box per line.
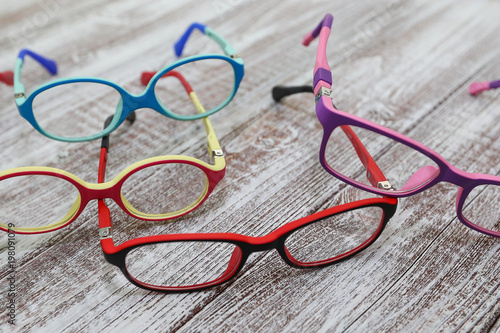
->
[0, 174, 80, 230]
[462, 184, 500, 232]
[154, 58, 235, 116]
[284, 206, 384, 263]
[121, 163, 209, 215]
[32, 82, 122, 139]
[125, 241, 239, 288]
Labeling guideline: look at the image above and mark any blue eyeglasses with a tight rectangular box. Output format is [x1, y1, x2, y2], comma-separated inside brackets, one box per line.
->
[13, 22, 244, 142]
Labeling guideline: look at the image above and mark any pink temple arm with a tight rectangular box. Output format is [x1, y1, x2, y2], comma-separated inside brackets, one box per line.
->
[302, 14, 334, 94]
[302, 14, 333, 72]
[469, 79, 500, 95]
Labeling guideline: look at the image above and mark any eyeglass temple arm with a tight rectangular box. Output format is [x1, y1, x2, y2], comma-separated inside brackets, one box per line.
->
[0, 71, 14, 86]
[271, 85, 387, 187]
[272, 85, 313, 102]
[98, 112, 137, 183]
[302, 14, 333, 94]
[339, 125, 387, 186]
[140, 69, 192, 89]
[98, 198, 116, 258]
[97, 113, 135, 252]
[174, 22, 239, 58]
[14, 49, 58, 103]
[140, 70, 222, 160]
[469, 79, 500, 95]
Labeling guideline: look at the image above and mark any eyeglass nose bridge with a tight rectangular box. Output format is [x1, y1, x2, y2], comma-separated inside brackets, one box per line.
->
[80, 184, 122, 205]
[117, 91, 164, 116]
[237, 237, 288, 265]
[439, 164, 481, 188]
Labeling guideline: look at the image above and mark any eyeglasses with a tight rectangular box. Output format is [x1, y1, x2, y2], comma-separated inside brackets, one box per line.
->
[469, 79, 500, 95]
[0, 71, 13, 86]
[273, 13, 500, 237]
[99, 195, 397, 292]
[0, 73, 225, 234]
[13, 22, 244, 142]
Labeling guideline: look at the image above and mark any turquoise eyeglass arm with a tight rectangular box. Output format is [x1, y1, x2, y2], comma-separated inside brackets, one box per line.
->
[14, 49, 58, 104]
[174, 22, 239, 58]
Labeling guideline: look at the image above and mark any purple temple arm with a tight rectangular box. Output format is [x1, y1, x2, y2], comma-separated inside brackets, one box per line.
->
[17, 49, 57, 75]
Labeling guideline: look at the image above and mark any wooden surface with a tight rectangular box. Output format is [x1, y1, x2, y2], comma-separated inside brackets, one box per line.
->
[1, 0, 500, 332]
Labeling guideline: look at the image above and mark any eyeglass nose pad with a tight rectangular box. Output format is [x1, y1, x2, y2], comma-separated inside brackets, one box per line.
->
[218, 246, 243, 280]
[400, 165, 439, 192]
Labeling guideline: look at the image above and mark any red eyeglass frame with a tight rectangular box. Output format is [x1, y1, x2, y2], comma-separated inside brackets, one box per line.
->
[99, 196, 397, 292]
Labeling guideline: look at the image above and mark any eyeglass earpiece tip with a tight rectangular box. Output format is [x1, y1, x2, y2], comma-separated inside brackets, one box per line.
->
[302, 33, 315, 46]
[469, 81, 490, 95]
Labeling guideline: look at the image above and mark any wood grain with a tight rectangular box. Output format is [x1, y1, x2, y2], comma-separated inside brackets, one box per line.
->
[1, 0, 500, 332]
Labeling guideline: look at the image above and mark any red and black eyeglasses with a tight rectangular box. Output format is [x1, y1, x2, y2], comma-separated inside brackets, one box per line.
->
[99, 196, 397, 292]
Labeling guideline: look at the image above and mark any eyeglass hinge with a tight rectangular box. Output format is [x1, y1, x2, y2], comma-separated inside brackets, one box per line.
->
[377, 181, 394, 191]
[14, 92, 25, 99]
[212, 148, 225, 159]
[230, 53, 241, 59]
[315, 87, 332, 104]
[99, 227, 112, 239]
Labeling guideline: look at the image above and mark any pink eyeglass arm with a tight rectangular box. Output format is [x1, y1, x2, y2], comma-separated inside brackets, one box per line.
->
[0, 71, 14, 86]
[302, 14, 334, 95]
[469, 79, 500, 95]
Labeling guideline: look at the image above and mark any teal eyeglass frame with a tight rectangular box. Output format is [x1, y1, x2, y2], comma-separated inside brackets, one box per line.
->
[13, 22, 244, 142]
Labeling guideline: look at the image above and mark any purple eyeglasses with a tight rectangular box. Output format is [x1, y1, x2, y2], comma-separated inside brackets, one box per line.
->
[273, 14, 500, 237]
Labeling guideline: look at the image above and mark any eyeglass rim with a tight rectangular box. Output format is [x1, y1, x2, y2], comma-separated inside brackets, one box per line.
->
[101, 197, 397, 292]
[148, 54, 244, 118]
[15, 54, 244, 142]
[0, 155, 225, 234]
